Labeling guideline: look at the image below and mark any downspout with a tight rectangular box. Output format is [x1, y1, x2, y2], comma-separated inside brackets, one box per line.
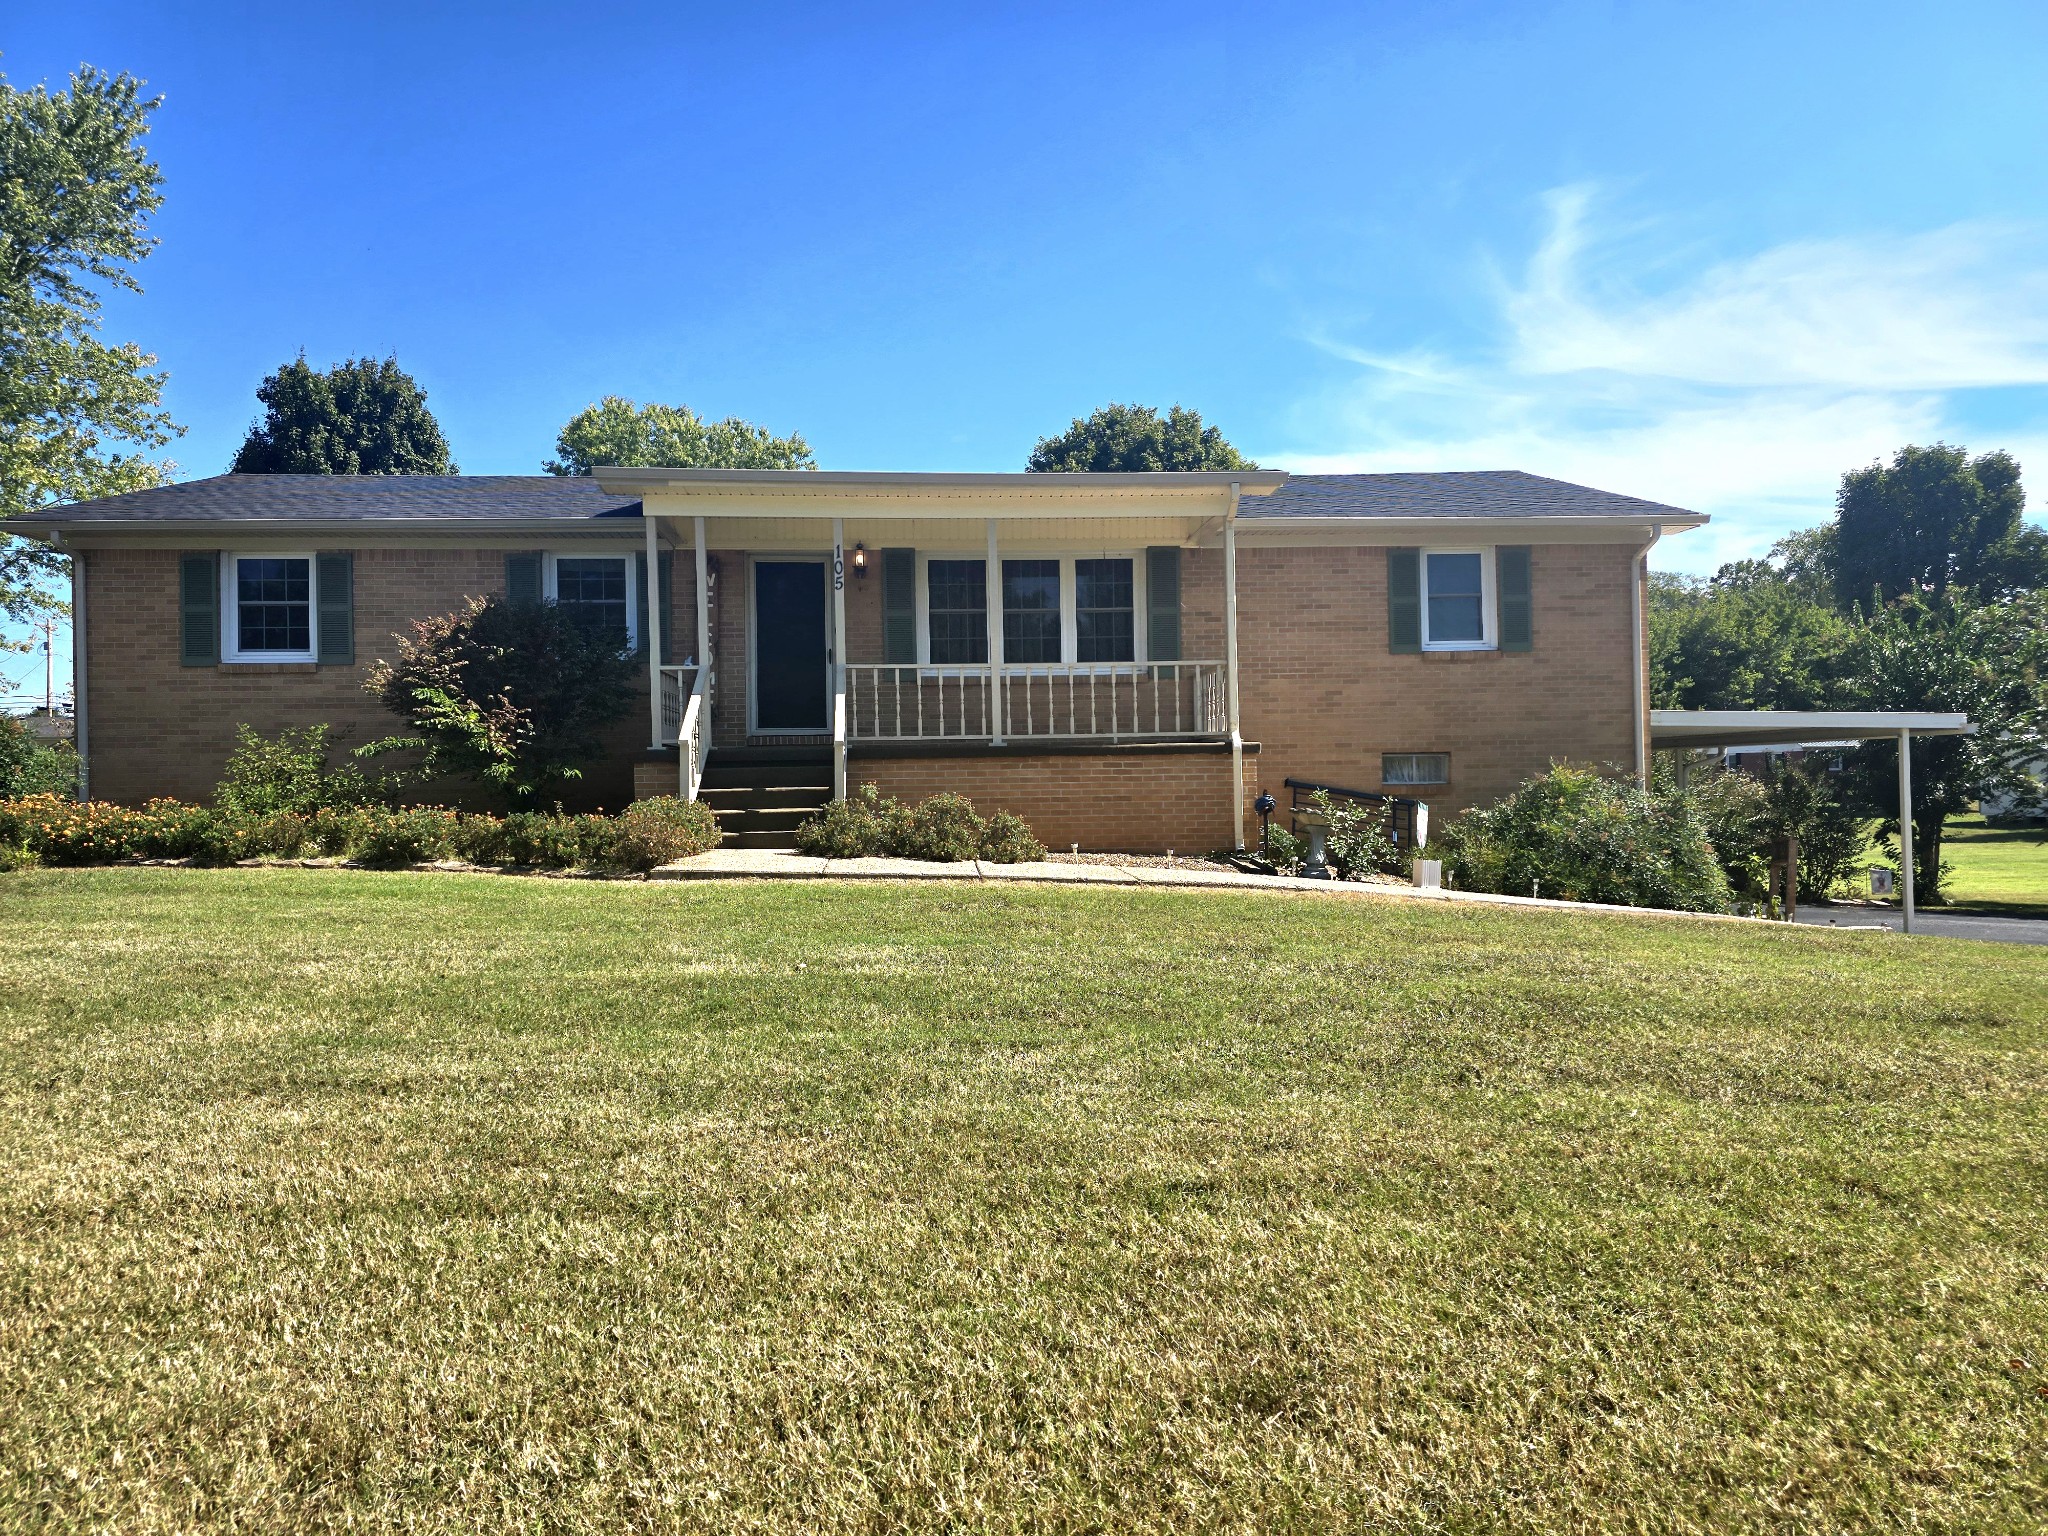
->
[1225, 480, 1244, 850]
[1632, 523, 1662, 788]
[62, 535, 88, 802]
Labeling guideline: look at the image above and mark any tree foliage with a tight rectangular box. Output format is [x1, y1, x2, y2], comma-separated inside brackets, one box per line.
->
[545, 396, 814, 475]
[1026, 403, 1254, 473]
[230, 354, 455, 474]
[1648, 558, 1853, 712]
[1835, 592, 2048, 898]
[1, 65, 181, 639]
[362, 596, 637, 803]
[1834, 444, 2046, 609]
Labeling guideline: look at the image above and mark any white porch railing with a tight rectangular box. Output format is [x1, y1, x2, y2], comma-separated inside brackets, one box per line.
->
[660, 662, 714, 800]
[845, 660, 1227, 743]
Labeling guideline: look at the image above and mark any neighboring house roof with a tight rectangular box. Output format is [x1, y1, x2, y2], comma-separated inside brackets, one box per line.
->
[1238, 471, 1698, 522]
[9, 468, 1703, 530]
[10, 474, 641, 526]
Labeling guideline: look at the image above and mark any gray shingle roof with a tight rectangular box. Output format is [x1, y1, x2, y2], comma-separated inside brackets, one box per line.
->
[10, 468, 1698, 526]
[11, 474, 642, 524]
[1239, 471, 1697, 520]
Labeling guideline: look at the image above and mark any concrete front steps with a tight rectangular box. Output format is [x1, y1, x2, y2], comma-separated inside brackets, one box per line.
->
[696, 747, 831, 849]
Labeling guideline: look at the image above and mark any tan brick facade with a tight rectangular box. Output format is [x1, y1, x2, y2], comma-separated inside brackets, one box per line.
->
[77, 534, 1646, 845]
[79, 545, 665, 810]
[848, 748, 1255, 855]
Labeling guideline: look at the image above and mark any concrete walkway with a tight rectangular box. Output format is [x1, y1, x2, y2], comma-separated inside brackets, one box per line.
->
[651, 848, 1773, 925]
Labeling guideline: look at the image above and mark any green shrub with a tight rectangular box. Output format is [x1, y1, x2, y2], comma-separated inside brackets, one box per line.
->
[592, 796, 722, 873]
[1435, 764, 1733, 913]
[794, 784, 895, 858]
[490, 811, 588, 868]
[1681, 767, 1773, 902]
[0, 717, 78, 799]
[897, 792, 984, 863]
[0, 841, 37, 872]
[977, 810, 1044, 863]
[1262, 823, 1305, 874]
[353, 807, 459, 868]
[307, 805, 376, 856]
[214, 723, 377, 816]
[1311, 789, 1401, 879]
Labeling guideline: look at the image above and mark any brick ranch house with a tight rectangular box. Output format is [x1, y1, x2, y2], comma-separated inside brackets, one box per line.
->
[18, 468, 1705, 852]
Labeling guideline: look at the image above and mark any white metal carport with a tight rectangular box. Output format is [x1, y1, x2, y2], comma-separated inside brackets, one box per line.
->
[1649, 710, 1975, 933]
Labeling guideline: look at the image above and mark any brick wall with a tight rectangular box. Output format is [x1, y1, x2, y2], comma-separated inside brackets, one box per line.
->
[848, 749, 1254, 854]
[80, 545, 673, 810]
[80, 535, 1645, 829]
[1233, 543, 1641, 815]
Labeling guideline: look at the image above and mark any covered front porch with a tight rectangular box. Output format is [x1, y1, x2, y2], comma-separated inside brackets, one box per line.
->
[610, 469, 1285, 850]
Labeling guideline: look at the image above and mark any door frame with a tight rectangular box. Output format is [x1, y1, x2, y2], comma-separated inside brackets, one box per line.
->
[745, 553, 832, 735]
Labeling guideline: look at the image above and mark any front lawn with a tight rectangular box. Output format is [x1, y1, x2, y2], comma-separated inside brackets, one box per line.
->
[2, 870, 2044, 1532]
[1940, 812, 2048, 917]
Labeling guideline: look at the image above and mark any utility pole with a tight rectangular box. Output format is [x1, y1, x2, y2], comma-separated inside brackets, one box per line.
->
[44, 616, 58, 716]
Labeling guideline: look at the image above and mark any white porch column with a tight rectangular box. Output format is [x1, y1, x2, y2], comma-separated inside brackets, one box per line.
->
[1898, 728, 1916, 934]
[986, 518, 1005, 745]
[1225, 481, 1244, 850]
[694, 516, 711, 666]
[832, 517, 849, 800]
[644, 515, 665, 749]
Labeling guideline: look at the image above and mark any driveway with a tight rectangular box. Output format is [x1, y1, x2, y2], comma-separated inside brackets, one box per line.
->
[1794, 906, 2048, 945]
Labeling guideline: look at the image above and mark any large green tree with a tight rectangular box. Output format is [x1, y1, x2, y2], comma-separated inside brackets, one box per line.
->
[1, 65, 181, 642]
[230, 354, 454, 474]
[545, 397, 813, 474]
[1837, 592, 2048, 898]
[1026, 403, 1255, 473]
[1834, 444, 2046, 610]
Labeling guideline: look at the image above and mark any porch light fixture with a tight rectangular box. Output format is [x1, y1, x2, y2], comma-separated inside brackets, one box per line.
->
[851, 543, 867, 578]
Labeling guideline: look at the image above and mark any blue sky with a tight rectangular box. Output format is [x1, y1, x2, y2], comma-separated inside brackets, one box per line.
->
[8, 0, 2048, 685]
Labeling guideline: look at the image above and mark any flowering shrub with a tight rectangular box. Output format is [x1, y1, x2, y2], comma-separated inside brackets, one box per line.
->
[0, 793, 721, 876]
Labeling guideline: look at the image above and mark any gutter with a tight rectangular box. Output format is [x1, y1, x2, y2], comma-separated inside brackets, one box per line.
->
[1632, 523, 1663, 787]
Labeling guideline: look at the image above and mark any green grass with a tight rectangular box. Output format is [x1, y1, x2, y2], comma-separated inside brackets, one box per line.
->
[1939, 814, 2048, 917]
[2, 870, 2045, 1533]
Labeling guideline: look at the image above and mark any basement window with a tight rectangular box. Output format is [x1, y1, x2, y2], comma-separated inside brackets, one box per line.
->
[1382, 752, 1450, 786]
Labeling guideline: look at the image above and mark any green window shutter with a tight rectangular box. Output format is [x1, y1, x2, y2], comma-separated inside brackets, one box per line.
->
[1146, 546, 1181, 662]
[881, 548, 916, 664]
[1497, 546, 1533, 652]
[505, 551, 544, 606]
[180, 553, 218, 666]
[1387, 547, 1421, 653]
[635, 551, 651, 659]
[657, 550, 675, 664]
[316, 552, 355, 665]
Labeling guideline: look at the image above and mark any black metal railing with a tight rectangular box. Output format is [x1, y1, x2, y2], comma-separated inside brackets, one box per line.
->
[1283, 777, 1428, 851]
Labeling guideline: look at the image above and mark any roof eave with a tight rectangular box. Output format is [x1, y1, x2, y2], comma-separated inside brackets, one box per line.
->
[594, 467, 1292, 497]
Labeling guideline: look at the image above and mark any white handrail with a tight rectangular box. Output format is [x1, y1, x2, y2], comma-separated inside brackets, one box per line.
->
[679, 664, 713, 800]
[831, 667, 848, 801]
[845, 660, 1227, 742]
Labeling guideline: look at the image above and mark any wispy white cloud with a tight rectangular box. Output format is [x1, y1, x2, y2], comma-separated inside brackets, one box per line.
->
[1283, 186, 2048, 572]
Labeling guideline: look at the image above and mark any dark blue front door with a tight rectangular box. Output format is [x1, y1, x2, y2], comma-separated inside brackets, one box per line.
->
[753, 561, 827, 730]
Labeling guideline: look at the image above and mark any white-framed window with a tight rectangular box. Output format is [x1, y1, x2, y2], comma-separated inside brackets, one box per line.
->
[914, 553, 1145, 668]
[222, 552, 316, 662]
[1382, 752, 1450, 786]
[545, 552, 638, 652]
[1422, 548, 1495, 651]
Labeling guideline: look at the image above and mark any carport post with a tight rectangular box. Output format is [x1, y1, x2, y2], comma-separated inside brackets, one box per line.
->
[1898, 728, 1915, 935]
